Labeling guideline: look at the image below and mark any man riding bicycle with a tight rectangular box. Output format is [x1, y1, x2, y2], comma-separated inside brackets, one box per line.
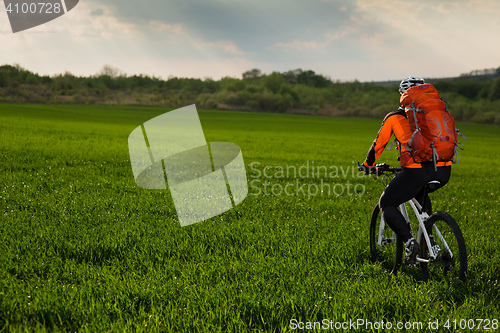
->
[359, 77, 452, 265]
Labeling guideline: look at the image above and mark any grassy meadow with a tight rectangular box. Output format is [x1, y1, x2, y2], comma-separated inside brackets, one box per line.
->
[1, 104, 499, 332]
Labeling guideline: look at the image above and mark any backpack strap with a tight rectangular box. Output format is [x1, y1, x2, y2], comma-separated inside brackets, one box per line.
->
[408, 128, 420, 148]
[456, 128, 468, 141]
[453, 141, 466, 164]
[405, 101, 425, 132]
[431, 142, 439, 171]
[386, 138, 398, 151]
[400, 142, 411, 151]
[452, 128, 467, 164]
[405, 102, 421, 148]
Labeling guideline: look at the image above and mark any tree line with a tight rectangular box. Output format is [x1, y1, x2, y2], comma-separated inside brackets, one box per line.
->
[1, 64, 499, 124]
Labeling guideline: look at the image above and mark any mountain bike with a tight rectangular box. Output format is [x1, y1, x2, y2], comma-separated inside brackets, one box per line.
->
[363, 163, 467, 282]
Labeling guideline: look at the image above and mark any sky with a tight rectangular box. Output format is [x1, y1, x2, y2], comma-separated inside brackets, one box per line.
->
[1, 0, 499, 82]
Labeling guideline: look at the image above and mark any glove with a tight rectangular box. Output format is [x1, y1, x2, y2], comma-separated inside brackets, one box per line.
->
[357, 162, 370, 175]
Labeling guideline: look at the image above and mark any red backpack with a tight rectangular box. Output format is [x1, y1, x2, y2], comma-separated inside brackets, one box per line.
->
[400, 84, 465, 169]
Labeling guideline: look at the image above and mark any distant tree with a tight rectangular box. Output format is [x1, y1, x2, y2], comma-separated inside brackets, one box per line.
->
[98, 64, 122, 79]
[489, 77, 500, 101]
[165, 76, 182, 90]
[0, 72, 8, 87]
[51, 71, 78, 91]
[201, 77, 220, 93]
[222, 77, 245, 92]
[0, 65, 16, 87]
[263, 72, 285, 94]
[279, 85, 300, 105]
[456, 79, 482, 99]
[242, 68, 262, 79]
[282, 69, 303, 84]
[432, 80, 453, 93]
[181, 78, 206, 94]
[296, 70, 330, 88]
[0, 64, 47, 87]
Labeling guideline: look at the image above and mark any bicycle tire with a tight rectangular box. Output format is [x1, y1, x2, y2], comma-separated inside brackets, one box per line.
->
[369, 204, 403, 275]
[420, 212, 467, 282]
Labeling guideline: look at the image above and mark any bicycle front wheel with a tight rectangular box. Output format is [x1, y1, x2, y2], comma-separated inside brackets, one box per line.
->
[420, 212, 467, 282]
[369, 204, 403, 275]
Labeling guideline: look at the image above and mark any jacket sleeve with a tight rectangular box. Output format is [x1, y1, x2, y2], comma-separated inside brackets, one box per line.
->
[363, 113, 411, 167]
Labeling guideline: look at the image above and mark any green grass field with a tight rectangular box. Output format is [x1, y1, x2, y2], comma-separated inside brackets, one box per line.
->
[1, 104, 499, 332]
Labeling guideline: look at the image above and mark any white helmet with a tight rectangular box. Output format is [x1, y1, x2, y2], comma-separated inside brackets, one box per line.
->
[399, 76, 424, 94]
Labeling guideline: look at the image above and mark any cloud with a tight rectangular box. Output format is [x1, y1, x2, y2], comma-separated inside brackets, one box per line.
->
[1, 0, 499, 81]
[85, 0, 357, 53]
[149, 20, 183, 34]
[58, 3, 139, 39]
[274, 26, 356, 52]
[90, 8, 104, 16]
[201, 40, 245, 55]
[348, 0, 500, 78]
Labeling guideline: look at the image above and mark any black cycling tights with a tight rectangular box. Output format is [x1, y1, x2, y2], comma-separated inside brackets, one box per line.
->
[379, 165, 451, 244]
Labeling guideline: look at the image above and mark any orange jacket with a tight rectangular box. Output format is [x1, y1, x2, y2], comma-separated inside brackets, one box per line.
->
[363, 109, 452, 168]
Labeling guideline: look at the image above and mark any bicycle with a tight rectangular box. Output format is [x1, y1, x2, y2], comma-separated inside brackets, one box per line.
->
[361, 163, 467, 282]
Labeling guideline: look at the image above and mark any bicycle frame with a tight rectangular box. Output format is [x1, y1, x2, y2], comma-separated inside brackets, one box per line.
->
[377, 199, 454, 264]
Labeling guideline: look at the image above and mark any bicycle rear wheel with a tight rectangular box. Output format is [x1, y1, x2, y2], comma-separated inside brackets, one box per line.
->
[369, 204, 403, 275]
[420, 212, 467, 282]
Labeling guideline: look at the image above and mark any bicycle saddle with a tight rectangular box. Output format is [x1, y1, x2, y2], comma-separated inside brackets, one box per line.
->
[426, 180, 441, 192]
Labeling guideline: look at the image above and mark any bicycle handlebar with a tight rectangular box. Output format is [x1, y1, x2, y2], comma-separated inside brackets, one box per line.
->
[357, 162, 402, 176]
[371, 163, 402, 175]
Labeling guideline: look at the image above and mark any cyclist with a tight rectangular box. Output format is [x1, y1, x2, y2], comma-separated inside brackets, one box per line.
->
[358, 76, 452, 265]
